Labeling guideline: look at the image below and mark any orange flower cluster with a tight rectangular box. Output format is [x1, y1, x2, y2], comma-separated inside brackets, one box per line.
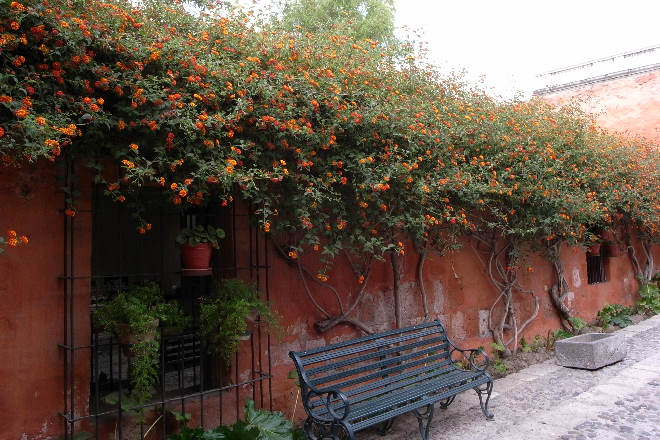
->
[2, 229, 29, 251]
[0, 0, 656, 267]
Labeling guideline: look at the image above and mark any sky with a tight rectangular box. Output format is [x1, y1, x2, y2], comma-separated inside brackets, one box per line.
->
[394, 0, 660, 98]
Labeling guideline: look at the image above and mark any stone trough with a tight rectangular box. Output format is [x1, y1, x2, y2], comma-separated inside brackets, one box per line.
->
[555, 332, 627, 370]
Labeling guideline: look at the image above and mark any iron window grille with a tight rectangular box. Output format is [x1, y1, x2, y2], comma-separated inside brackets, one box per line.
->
[60, 164, 272, 439]
[587, 253, 607, 284]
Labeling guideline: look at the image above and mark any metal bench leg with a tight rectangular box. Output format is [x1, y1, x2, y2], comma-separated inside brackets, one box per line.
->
[438, 395, 456, 409]
[474, 380, 495, 420]
[412, 404, 435, 440]
[378, 418, 396, 436]
[304, 418, 354, 440]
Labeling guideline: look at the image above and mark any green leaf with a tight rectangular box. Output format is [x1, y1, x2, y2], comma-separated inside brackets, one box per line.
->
[170, 410, 192, 424]
[244, 400, 293, 440]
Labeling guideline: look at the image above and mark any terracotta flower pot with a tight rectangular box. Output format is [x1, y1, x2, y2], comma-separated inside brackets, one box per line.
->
[181, 243, 212, 270]
[588, 243, 601, 255]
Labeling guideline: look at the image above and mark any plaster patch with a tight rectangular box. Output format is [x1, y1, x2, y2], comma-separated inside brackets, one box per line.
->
[368, 293, 394, 331]
[623, 276, 633, 295]
[572, 268, 582, 288]
[401, 281, 420, 324]
[330, 335, 345, 344]
[271, 341, 303, 367]
[451, 311, 466, 341]
[305, 338, 327, 351]
[478, 310, 490, 338]
[432, 280, 445, 312]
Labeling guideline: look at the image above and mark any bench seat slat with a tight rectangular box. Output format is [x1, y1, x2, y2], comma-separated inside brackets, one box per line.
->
[297, 321, 442, 359]
[347, 369, 485, 421]
[308, 358, 455, 412]
[350, 374, 490, 431]
[309, 360, 457, 412]
[301, 326, 444, 366]
[311, 341, 450, 387]
[315, 351, 449, 391]
[306, 335, 447, 376]
[313, 369, 486, 423]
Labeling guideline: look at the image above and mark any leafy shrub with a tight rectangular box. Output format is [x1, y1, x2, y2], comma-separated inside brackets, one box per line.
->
[94, 282, 188, 408]
[493, 359, 508, 375]
[519, 336, 532, 353]
[553, 329, 573, 340]
[635, 283, 660, 315]
[168, 400, 293, 440]
[200, 279, 279, 363]
[490, 342, 506, 356]
[568, 317, 588, 332]
[597, 303, 632, 328]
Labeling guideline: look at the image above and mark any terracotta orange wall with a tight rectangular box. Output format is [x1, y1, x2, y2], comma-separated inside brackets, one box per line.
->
[0, 162, 92, 439]
[1, 163, 657, 437]
[541, 69, 660, 143]
[264, 237, 659, 421]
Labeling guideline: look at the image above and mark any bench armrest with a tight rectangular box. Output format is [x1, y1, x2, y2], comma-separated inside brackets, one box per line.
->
[303, 387, 351, 423]
[451, 346, 490, 372]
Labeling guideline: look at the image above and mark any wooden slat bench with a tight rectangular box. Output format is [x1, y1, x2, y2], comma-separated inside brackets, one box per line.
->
[290, 320, 494, 440]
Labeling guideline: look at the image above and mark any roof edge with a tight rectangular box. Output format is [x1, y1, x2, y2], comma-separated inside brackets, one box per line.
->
[533, 63, 660, 96]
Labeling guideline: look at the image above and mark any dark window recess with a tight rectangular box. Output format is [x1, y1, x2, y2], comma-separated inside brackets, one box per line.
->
[61, 169, 272, 440]
[587, 254, 607, 284]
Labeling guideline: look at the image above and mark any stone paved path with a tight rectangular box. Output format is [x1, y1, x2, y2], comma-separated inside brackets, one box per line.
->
[361, 315, 660, 440]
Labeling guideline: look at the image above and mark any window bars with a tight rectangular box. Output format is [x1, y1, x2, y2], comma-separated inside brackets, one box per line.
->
[59, 164, 272, 439]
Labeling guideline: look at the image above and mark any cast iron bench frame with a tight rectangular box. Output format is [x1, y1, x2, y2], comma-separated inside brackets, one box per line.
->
[290, 320, 494, 440]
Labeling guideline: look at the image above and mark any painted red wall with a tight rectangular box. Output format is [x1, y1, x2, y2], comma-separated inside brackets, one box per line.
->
[264, 237, 658, 421]
[541, 69, 660, 143]
[1, 163, 657, 437]
[0, 162, 92, 439]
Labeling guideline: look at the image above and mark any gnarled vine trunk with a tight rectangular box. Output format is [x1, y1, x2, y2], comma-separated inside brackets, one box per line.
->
[472, 234, 539, 356]
[390, 252, 403, 328]
[625, 229, 656, 284]
[545, 240, 575, 331]
[273, 240, 373, 335]
[415, 250, 431, 321]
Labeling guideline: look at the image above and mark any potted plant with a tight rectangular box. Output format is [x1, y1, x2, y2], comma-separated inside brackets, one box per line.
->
[94, 282, 189, 408]
[176, 225, 225, 270]
[200, 279, 279, 369]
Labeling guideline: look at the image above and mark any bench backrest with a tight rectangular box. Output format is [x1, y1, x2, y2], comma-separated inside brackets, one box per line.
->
[290, 321, 454, 408]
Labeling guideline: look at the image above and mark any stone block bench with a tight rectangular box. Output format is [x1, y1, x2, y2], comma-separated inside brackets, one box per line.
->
[289, 320, 494, 440]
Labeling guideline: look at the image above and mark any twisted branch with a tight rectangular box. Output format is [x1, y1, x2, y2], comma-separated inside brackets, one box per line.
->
[474, 233, 539, 356]
[416, 250, 430, 321]
[272, 239, 373, 334]
[545, 240, 574, 331]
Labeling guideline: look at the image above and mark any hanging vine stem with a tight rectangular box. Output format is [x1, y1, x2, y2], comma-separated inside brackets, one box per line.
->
[545, 240, 574, 331]
[390, 251, 403, 329]
[416, 250, 430, 321]
[640, 238, 655, 282]
[622, 224, 655, 284]
[272, 240, 373, 335]
[626, 232, 655, 284]
[471, 233, 539, 356]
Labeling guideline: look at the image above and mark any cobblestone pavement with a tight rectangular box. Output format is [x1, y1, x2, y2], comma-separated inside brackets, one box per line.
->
[360, 314, 660, 440]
